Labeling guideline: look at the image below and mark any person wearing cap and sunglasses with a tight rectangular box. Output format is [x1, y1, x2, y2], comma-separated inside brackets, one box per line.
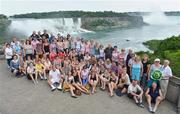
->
[148, 58, 162, 87]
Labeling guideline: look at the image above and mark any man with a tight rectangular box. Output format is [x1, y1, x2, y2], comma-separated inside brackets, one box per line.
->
[104, 44, 114, 61]
[48, 65, 63, 91]
[160, 60, 172, 99]
[145, 82, 163, 113]
[127, 80, 144, 108]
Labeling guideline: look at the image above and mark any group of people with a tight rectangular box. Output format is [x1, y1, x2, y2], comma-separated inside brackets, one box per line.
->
[3, 30, 173, 113]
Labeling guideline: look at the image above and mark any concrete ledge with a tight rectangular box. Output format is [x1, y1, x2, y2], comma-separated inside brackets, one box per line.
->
[166, 76, 180, 113]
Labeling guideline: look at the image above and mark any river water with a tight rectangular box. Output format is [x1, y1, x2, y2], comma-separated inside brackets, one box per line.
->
[5, 15, 180, 51]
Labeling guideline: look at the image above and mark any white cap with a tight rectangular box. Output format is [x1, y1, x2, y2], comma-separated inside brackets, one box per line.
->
[154, 58, 160, 62]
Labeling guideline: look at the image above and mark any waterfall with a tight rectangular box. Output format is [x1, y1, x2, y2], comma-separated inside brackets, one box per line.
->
[143, 11, 176, 25]
[8, 18, 92, 37]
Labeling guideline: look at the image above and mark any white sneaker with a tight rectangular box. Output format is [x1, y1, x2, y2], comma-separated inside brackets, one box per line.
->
[51, 86, 56, 91]
[149, 106, 153, 112]
[57, 85, 62, 90]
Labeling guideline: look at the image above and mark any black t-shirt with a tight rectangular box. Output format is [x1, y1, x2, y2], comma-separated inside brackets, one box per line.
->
[142, 60, 150, 73]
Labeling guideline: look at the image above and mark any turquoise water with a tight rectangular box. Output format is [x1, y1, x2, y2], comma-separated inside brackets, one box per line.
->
[6, 16, 180, 51]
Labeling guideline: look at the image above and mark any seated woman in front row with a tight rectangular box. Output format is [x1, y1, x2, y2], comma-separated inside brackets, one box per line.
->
[10, 55, 21, 77]
[35, 60, 46, 81]
[108, 72, 118, 97]
[64, 71, 77, 98]
[26, 62, 36, 84]
[145, 82, 163, 113]
[117, 66, 131, 95]
[72, 68, 89, 94]
[89, 71, 99, 94]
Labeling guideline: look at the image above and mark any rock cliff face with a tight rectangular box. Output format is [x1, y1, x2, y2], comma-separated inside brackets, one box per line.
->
[81, 16, 146, 31]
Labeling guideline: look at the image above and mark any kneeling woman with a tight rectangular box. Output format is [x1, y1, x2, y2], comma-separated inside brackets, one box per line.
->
[72, 68, 89, 94]
[108, 72, 118, 97]
[64, 71, 77, 98]
[27, 62, 36, 84]
[89, 71, 99, 94]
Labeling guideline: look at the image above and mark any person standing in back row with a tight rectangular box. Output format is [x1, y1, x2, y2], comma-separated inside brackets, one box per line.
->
[160, 60, 172, 100]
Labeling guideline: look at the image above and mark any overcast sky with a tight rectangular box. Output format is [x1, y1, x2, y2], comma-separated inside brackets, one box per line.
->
[0, 0, 180, 16]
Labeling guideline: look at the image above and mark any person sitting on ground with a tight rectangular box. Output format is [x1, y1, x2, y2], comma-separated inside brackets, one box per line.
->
[64, 71, 77, 98]
[27, 62, 36, 84]
[10, 55, 20, 77]
[108, 72, 118, 97]
[99, 69, 111, 90]
[117, 66, 131, 95]
[72, 68, 89, 94]
[35, 60, 46, 81]
[48, 65, 63, 91]
[127, 80, 144, 108]
[145, 82, 163, 113]
[89, 71, 99, 94]
[81, 66, 90, 86]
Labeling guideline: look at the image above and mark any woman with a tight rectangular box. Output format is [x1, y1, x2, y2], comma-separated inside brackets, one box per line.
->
[10, 55, 20, 77]
[64, 71, 77, 98]
[148, 58, 162, 87]
[141, 54, 150, 90]
[31, 38, 39, 56]
[112, 46, 119, 64]
[35, 60, 46, 81]
[36, 39, 44, 58]
[72, 68, 89, 94]
[50, 39, 57, 53]
[89, 71, 99, 94]
[99, 45, 105, 60]
[43, 38, 50, 55]
[81, 66, 89, 86]
[24, 40, 33, 60]
[108, 72, 118, 97]
[117, 66, 131, 94]
[160, 60, 172, 99]
[4, 43, 13, 68]
[99, 69, 111, 90]
[27, 62, 36, 84]
[105, 59, 112, 69]
[44, 57, 52, 75]
[131, 56, 143, 82]
[94, 42, 100, 59]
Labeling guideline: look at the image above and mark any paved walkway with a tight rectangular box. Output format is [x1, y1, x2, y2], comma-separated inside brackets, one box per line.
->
[0, 60, 177, 114]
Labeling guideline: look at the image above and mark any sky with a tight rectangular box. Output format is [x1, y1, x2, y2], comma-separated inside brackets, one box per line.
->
[0, 0, 180, 16]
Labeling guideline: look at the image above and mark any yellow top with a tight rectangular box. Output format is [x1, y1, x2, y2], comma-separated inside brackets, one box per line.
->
[35, 63, 44, 72]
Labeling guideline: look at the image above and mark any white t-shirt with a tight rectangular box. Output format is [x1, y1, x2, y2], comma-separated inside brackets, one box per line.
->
[128, 83, 142, 93]
[49, 69, 61, 81]
[5, 47, 13, 59]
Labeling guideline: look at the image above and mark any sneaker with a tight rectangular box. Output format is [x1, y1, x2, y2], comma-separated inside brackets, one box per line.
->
[148, 106, 153, 112]
[138, 103, 144, 108]
[57, 85, 62, 91]
[51, 86, 56, 91]
[40, 76, 44, 80]
[71, 95, 77, 98]
[152, 107, 157, 113]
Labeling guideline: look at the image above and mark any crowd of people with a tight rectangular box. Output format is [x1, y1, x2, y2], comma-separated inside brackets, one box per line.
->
[3, 30, 173, 113]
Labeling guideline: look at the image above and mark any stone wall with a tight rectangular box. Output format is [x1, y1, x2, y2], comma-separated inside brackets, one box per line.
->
[166, 76, 180, 113]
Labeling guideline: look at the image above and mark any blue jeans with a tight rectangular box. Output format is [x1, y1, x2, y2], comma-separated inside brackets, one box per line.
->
[7, 58, 12, 67]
